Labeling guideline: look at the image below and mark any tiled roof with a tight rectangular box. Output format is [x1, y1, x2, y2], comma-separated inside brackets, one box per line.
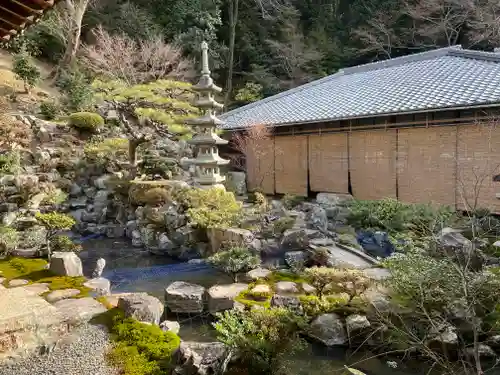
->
[0, 0, 60, 42]
[221, 46, 500, 130]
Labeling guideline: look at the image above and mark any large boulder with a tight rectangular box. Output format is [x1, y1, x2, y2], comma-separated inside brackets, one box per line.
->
[208, 228, 256, 254]
[280, 228, 309, 251]
[207, 284, 248, 314]
[315, 193, 353, 222]
[302, 203, 328, 232]
[270, 294, 303, 315]
[117, 293, 164, 325]
[226, 172, 247, 196]
[356, 231, 395, 258]
[345, 314, 371, 343]
[173, 341, 230, 375]
[53, 297, 107, 324]
[84, 277, 111, 296]
[165, 281, 206, 313]
[435, 228, 484, 270]
[308, 313, 347, 346]
[49, 252, 83, 277]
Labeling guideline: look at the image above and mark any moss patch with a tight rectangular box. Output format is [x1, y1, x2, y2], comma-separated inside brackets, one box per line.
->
[270, 270, 306, 284]
[0, 257, 90, 297]
[96, 309, 181, 375]
[235, 289, 272, 309]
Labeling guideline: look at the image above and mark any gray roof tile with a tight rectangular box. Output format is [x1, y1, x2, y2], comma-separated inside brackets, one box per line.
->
[220, 46, 500, 129]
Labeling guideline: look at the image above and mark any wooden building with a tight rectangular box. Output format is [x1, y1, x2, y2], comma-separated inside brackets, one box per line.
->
[0, 0, 60, 42]
[221, 46, 500, 212]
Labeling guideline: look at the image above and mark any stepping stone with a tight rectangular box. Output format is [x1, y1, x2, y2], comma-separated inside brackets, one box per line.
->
[165, 281, 205, 313]
[117, 293, 164, 325]
[8, 279, 29, 287]
[21, 283, 50, 296]
[250, 284, 272, 294]
[302, 283, 316, 295]
[45, 289, 81, 303]
[160, 320, 180, 335]
[53, 297, 107, 323]
[275, 281, 299, 294]
[84, 277, 111, 296]
[0, 288, 64, 355]
[245, 268, 271, 281]
[207, 283, 248, 313]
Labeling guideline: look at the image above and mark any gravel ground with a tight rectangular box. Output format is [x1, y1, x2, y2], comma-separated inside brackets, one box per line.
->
[0, 324, 118, 375]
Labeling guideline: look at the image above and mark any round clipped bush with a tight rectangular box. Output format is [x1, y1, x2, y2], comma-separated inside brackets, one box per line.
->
[69, 112, 104, 132]
[143, 187, 171, 206]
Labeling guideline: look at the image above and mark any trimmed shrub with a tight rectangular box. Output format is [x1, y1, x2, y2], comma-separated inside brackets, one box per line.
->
[0, 226, 19, 256]
[213, 308, 306, 374]
[69, 112, 104, 132]
[56, 68, 94, 111]
[207, 246, 260, 282]
[12, 51, 40, 92]
[107, 311, 180, 375]
[272, 216, 294, 235]
[143, 187, 170, 206]
[51, 235, 82, 253]
[39, 101, 60, 120]
[184, 188, 242, 229]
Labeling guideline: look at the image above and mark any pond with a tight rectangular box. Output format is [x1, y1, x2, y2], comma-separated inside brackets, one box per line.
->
[78, 238, 443, 375]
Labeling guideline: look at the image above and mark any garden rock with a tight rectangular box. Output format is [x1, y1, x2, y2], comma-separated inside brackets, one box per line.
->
[346, 314, 371, 338]
[245, 267, 271, 281]
[302, 283, 316, 294]
[160, 320, 181, 335]
[275, 281, 299, 294]
[117, 293, 164, 325]
[8, 279, 29, 287]
[21, 283, 50, 295]
[165, 281, 206, 313]
[436, 228, 484, 270]
[106, 224, 125, 238]
[94, 175, 111, 190]
[53, 297, 107, 323]
[303, 203, 328, 231]
[465, 344, 496, 359]
[45, 289, 81, 303]
[92, 258, 106, 278]
[207, 283, 248, 314]
[250, 284, 271, 294]
[49, 252, 83, 277]
[2, 212, 17, 226]
[208, 227, 255, 254]
[173, 341, 230, 375]
[131, 229, 143, 247]
[84, 277, 111, 296]
[270, 294, 303, 315]
[428, 324, 458, 349]
[280, 228, 309, 251]
[285, 251, 307, 268]
[69, 196, 87, 209]
[308, 313, 347, 346]
[158, 233, 176, 252]
[93, 190, 111, 213]
[356, 231, 395, 258]
[226, 171, 247, 195]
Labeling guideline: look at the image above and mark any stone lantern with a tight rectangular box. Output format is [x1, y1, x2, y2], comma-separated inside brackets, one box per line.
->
[185, 41, 229, 189]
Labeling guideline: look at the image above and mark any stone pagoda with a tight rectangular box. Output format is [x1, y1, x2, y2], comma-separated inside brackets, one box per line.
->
[185, 41, 229, 189]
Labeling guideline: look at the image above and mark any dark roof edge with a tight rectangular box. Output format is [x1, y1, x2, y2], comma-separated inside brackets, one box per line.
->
[221, 46, 465, 121]
[222, 101, 500, 131]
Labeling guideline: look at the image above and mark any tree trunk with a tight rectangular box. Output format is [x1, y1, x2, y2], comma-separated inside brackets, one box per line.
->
[224, 0, 239, 110]
[129, 139, 140, 179]
[46, 237, 52, 263]
[53, 0, 87, 81]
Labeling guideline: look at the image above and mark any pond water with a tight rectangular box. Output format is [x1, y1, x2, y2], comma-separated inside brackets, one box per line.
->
[78, 238, 440, 375]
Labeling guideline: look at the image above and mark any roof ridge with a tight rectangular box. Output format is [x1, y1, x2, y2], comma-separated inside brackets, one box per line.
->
[339, 45, 462, 75]
[221, 71, 345, 121]
[449, 49, 500, 62]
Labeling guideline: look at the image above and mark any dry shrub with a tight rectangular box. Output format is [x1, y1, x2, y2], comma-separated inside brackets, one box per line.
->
[0, 103, 32, 150]
[81, 26, 195, 85]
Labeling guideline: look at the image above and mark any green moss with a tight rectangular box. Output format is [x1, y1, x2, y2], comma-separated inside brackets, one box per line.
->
[0, 257, 48, 280]
[103, 310, 181, 375]
[96, 296, 114, 310]
[235, 290, 272, 309]
[270, 270, 306, 284]
[0, 257, 90, 297]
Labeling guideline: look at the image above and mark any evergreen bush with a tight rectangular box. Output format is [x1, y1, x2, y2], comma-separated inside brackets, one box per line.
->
[143, 187, 171, 206]
[184, 188, 242, 229]
[12, 50, 40, 93]
[207, 246, 260, 282]
[39, 101, 60, 120]
[69, 112, 105, 132]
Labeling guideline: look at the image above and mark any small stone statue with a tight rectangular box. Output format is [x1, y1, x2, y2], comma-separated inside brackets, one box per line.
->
[92, 258, 106, 278]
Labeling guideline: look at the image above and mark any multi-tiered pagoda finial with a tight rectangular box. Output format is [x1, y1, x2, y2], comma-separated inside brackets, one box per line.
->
[185, 41, 229, 189]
